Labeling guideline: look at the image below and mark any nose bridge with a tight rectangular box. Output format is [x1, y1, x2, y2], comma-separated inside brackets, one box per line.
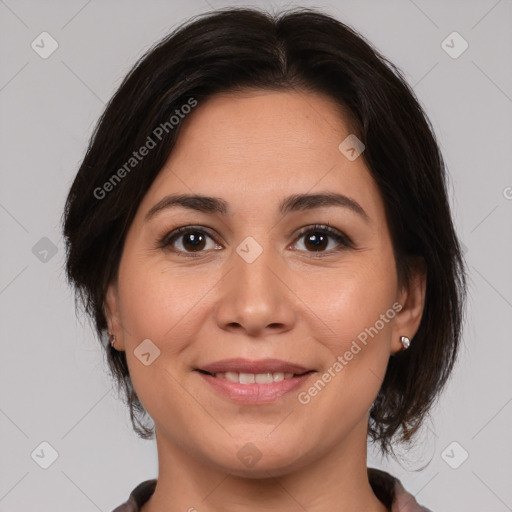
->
[236, 237, 278, 301]
[214, 235, 295, 335]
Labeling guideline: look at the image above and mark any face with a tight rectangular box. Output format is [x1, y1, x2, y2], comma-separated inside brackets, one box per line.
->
[106, 89, 425, 476]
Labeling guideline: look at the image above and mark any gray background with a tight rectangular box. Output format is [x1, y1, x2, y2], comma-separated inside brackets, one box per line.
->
[0, 0, 511, 510]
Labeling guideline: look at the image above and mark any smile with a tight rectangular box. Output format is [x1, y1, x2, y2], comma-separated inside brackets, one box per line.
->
[195, 369, 315, 404]
[201, 370, 306, 384]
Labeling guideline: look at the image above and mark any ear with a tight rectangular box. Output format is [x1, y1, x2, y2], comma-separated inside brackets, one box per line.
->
[391, 258, 427, 354]
[104, 281, 126, 351]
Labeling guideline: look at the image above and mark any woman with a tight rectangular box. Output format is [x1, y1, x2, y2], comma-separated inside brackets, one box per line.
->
[62, 7, 466, 511]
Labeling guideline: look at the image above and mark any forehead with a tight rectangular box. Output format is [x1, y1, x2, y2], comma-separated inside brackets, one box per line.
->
[139, 89, 383, 221]
[173, 88, 358, 166]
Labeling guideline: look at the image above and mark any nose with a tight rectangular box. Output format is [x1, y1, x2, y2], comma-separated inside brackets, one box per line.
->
[213, 241, 297, 337]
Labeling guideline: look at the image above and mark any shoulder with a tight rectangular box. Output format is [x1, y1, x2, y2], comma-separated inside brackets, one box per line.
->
[111, 479, 157, 512]
[368, 468, 434, 512]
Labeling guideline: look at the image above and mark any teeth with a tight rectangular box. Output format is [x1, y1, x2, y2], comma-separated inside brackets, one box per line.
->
[225, 371, 238, 383]
[239, 372, 255, 384]
[213, 371, 297, 383]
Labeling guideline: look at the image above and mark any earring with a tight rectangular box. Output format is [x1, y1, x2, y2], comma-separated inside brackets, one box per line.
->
[109, 333, 116, 347]
[400, 336, 411, 350]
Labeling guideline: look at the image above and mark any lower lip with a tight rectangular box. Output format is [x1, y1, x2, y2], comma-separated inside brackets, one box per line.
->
[197, 371, 314, 404]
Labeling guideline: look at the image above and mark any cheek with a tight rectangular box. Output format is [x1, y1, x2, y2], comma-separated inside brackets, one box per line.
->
[116, 253, 213, 345]
[302, 252, 398, 349]
[114, 251, 223, 412]
[297, 275, 396, 434]
[296, 247, 398, 410]
[114, 256, 205, 420]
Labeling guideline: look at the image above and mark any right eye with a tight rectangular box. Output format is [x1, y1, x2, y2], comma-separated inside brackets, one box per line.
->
[159, 226, 223, 256]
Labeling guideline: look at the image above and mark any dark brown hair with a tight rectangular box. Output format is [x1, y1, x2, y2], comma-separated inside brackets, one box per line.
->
[62, 6, 466, 456]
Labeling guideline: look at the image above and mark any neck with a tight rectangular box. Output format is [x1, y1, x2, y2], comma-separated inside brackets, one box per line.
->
[142, 419, 387, 512]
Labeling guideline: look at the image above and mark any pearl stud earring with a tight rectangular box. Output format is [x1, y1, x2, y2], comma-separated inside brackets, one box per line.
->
[400, 336, 411, 349]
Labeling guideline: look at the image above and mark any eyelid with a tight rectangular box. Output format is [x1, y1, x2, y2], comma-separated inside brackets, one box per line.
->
[290, 223, 354, 251]
[157, 225, 222, 251]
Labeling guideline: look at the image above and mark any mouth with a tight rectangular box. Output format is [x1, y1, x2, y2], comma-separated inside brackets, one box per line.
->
[196, 369, 314, 384]
[194, 358, 316, 404]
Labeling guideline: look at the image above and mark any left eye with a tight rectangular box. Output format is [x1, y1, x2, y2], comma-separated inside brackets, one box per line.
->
[292, 224, 352, 253]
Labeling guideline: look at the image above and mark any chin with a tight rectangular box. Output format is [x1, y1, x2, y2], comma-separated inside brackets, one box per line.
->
[203, 437, 313, 478]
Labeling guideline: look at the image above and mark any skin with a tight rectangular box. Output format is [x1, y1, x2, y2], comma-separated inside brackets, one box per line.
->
[105, 89, 426, 512]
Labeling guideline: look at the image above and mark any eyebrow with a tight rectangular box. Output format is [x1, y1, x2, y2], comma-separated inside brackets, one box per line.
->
[145, 192, 369, 222]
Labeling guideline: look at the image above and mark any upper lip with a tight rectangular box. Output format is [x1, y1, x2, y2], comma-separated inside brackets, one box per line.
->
[197, 358, 313, 375]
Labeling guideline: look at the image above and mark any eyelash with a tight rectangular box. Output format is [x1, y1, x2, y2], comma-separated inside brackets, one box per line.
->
[157, 224, 354, 257]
